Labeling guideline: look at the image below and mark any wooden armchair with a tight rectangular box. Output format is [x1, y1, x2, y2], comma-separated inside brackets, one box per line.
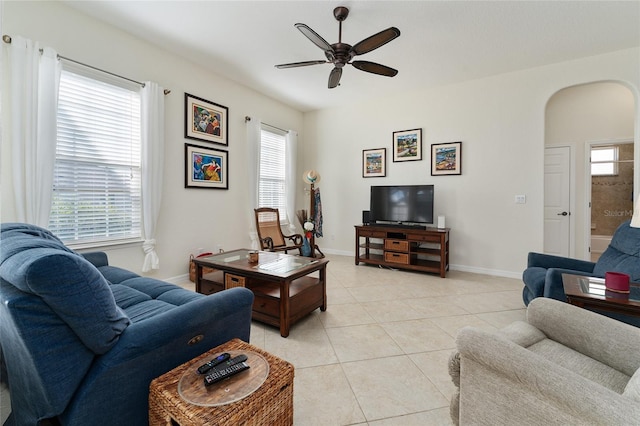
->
[254, 208, 303, 254]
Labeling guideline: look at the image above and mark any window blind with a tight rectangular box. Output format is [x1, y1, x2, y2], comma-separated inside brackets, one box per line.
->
[591, 146, 618, 176]
[49, 68, 142, 245]
[259, 127, 288, 224]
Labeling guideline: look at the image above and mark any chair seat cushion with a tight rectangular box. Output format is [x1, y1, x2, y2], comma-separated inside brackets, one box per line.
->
[109, 277, 203, 322]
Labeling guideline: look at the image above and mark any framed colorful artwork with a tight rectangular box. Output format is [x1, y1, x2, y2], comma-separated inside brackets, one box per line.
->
[431, 141, 462, 175]
[185, 143, 229, 189]
[363, 148, 386, 177]
[392, 128, 422, 162]
[185, 93, 228, 146]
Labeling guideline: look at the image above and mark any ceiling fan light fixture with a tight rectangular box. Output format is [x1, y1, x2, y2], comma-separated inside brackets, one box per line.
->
[275, 6, 400, 89]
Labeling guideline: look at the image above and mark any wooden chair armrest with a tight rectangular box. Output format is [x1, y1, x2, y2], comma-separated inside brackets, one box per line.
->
[283, 233, 303, 246]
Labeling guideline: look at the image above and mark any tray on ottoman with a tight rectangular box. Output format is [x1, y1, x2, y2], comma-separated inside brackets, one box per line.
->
[149, 338, 294, 426]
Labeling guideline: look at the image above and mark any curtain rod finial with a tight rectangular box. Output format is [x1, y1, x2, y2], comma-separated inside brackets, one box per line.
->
[245, 116, 251, 122]
[3, 35, 12, 44]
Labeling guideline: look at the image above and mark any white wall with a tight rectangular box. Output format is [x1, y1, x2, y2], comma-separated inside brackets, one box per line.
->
[1, 1, 304, 280]
[303, 49, 639, 277]
[3, 2, 639, 281]
[545, 82, 635, 258]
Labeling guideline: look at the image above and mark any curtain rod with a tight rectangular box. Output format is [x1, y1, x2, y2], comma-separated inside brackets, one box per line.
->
[3, 34, 171, 95]
[244, 116, 288, 134]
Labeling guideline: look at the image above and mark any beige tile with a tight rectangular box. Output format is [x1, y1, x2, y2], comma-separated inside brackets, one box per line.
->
[410, 350, 459, 401]
[476, 308, 527, 328]
[404, 296, 471, 318]
[361, 299, 425, 323]
[319, 302, 377, 328]
[447, 290, 526, 313]
[293, 364, 366, 426]
[326, 324, 403, 362]
[368, 407, 454, 426]
[326, 286, 358, 305]
[248, 322, 266, 348]
[429, 314, 498, 338]
[343, 355, 449, 421]
[262, 325, 339, 369]
[381, 319, 457, 354]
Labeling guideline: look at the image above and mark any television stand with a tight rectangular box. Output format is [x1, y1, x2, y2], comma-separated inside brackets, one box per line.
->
[373, 222, 426, 230]
[355, 224, 450, 278]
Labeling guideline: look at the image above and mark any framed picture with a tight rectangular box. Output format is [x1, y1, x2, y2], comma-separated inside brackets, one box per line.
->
[185, 93, 228, 146]
[185, 143, 229, 189]
[363, 148, 386, 178]
[392, 128, 422, 162]
[431, 141, 462, 175]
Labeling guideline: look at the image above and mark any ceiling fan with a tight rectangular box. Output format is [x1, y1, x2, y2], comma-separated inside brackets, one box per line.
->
[275, 6, 400, 89]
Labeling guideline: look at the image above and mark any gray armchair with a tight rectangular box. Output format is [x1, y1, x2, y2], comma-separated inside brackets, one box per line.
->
[448, 297, 640, 425]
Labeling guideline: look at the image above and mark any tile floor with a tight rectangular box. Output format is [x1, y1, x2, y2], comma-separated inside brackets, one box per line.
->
[0, 253, 527, 425]
[242, 254, 526, 425]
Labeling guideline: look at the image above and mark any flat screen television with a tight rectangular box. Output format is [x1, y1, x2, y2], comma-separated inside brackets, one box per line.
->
[370, 185, 434, 227]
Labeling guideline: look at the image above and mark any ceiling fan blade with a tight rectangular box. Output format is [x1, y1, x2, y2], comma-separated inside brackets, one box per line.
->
[328, 67, 342, 89]
[351, 27, 401, 56]
[295, 23, 333, 52]
[275, 60, 327, 69]
[352, 61, 398, 77]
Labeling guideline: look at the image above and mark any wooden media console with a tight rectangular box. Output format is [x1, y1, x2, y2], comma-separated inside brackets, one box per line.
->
[355, 225, 450, 277]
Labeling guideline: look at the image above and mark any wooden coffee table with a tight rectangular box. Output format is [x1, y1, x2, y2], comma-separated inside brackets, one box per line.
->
[562, 273, 640, 317]
[194, 249, 329, 337]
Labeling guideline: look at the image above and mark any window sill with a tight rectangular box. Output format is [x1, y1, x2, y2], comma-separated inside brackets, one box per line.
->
[66, 238, 143, 252]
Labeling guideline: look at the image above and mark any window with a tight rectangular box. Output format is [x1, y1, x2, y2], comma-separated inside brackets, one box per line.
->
[48, 65, 142, 246]
[258, 126, 288, 224]
[591, 146, 618, 176]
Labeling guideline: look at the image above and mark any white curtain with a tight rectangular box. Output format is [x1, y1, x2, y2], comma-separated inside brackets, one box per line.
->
[140, 82, 165, 271]
[247, 117, 261, 249]
[7, 36, 61, 226]
[285, 130, 298, 234]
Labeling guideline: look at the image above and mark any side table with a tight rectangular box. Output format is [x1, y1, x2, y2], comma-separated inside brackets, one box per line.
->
[562, 273, 640, 317]
[149, 338, 294, 425]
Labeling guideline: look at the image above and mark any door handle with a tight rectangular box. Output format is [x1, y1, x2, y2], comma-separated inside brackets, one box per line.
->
[557, 211, 569, 216]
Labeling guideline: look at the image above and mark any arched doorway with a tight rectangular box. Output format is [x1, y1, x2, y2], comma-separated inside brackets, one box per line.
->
[544, 81, 636, 259]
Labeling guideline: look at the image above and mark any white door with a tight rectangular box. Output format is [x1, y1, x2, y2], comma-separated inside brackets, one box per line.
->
[544, 146, 571, 256]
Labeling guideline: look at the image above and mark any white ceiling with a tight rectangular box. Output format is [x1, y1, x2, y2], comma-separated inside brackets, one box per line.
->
[63, 1, 640, 112]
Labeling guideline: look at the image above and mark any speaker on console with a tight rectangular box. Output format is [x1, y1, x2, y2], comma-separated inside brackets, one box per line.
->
[437, 215, 446, 229]
[362, 210, 371, 225]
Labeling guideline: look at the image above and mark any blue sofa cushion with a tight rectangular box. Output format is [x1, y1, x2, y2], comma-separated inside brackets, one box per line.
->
[593, 221, 640, 281]
[0, 224, 129, 354]
[522, 267, 547, 297]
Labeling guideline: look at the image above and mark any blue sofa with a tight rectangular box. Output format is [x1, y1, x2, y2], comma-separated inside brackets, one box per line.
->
[522, 219, 640, 325]
[0, 223, 254, 426]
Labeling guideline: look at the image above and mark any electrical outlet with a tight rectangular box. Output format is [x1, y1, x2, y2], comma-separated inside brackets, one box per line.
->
[515, 195, 526, 204]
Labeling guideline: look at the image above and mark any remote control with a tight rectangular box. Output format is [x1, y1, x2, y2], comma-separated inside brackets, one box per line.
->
[210, 354, 248, 372]
[197, 352, 230, 375]
[203, 362, 250, 386]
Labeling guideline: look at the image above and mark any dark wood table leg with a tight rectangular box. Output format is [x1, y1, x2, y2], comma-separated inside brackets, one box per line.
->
[279, 280, 291, 337]
[320, 264, 327, 311]
[195, 263, 203, 293]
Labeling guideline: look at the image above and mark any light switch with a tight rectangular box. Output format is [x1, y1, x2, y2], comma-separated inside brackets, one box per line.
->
[515, 195, 526, 204]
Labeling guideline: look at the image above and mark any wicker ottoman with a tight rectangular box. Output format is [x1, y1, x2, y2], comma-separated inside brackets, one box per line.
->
[149, 338, 294, 425]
